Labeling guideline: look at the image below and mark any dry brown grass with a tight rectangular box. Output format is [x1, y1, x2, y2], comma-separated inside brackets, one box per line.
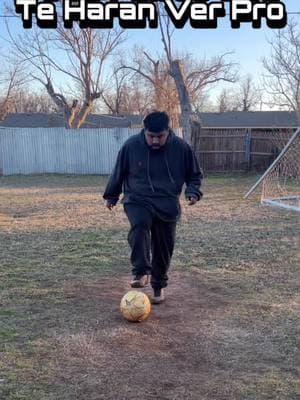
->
[0, 174, 299, 400]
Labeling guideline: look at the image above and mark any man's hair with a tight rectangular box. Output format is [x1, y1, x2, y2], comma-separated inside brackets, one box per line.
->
[143, 111, 170, 133]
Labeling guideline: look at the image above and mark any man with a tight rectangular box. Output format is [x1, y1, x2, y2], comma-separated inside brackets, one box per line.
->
[103, 111, 203, 304]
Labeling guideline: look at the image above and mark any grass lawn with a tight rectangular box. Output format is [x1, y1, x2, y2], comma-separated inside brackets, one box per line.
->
[0, 174, 299, 400]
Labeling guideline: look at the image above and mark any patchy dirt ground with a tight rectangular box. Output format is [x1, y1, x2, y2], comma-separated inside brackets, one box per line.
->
[0, 175, 299, 400]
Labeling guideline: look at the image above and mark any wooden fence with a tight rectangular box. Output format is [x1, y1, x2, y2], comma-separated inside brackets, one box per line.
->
[192, 126, 295, 172]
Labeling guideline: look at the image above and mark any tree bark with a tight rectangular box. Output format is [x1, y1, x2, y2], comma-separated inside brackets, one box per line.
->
[170, 60, 193, 144]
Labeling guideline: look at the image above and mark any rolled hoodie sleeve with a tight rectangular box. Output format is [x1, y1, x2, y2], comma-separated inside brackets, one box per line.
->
[184, 146, 203, 201]
[103, 146, 128, 205]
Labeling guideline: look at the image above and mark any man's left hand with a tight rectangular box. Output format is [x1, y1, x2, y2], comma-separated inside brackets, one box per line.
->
[187, 196, 197, 206]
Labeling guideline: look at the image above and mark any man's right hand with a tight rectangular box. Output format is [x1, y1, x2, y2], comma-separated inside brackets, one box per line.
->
[106, 200, 116, 210]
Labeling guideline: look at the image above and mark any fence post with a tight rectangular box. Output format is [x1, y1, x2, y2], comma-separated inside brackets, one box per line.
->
[244, 128, 252, 171]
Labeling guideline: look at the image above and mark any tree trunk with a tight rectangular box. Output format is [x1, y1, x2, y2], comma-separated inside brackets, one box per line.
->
[76, 101, 93, 128]
[0, 98, 12, 121]
[170, 60, 192, 144]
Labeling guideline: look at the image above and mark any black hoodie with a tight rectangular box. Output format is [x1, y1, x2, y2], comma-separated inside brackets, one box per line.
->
[103, 129, 203, 221]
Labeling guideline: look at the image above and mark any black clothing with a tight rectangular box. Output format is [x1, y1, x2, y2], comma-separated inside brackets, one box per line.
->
[124, 204, 176, 290]
[103, 130, 203, 222]
[103, 129, 202, 289]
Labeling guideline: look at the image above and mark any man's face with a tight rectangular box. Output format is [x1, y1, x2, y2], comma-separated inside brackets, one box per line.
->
[144, 129, 169, 150]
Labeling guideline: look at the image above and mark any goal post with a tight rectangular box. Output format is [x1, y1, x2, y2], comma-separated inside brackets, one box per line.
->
[244, 127, 300, 212]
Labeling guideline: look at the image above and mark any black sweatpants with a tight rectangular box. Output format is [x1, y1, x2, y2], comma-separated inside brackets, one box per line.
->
[124, 204, 177, 289]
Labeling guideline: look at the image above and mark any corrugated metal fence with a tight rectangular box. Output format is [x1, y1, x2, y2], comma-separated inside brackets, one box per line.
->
[0, 127, 140, 175]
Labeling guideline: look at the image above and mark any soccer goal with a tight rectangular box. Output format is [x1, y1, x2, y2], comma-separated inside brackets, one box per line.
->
[244, 127, 300, 212]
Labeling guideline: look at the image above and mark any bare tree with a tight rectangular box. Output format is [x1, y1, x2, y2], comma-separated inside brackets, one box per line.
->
[122, 85, 153, 116]
[263, 19, 300, 116]
[157, 7, 193, 142]
[193, 91, 215, 113]
[0, 61, 25, 120]
[13, 90, 59, 113]
[216, 75, 262, 112]
[157, 3, 236, 143]
[6, 15, 125, 128]
[121, 45, 236, 136]
[185, 54, 237, 104]
[216, 88, 235, 113]
[119, 46, 180, 125]
[234, 75, 262, 111]
[99, 67, 152, 116]
[100, 68, 129, 115]
[120, 47, 178, 113]
[101, 81, 152, 116]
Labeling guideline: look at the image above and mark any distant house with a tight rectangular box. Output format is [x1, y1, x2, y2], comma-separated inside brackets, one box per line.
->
[198, 111, 299, 129]
[0, 111, 298, 129]
[0, 113, 143, 129]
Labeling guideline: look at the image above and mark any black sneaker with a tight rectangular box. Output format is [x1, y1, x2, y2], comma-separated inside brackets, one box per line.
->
[151, 288, 165, 304]
[130, 275, 149, 288]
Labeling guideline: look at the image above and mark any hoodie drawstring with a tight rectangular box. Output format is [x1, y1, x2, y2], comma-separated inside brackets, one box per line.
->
[147, 149, 175, 192]
[147, 150, 155, 192]
[164, 152, 175, 184]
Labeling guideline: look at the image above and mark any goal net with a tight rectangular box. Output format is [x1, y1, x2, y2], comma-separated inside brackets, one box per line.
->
[245, 128, 300, 212]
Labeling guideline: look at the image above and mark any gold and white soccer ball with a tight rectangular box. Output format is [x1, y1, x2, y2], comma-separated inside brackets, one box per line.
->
[120, 290, 151, 322]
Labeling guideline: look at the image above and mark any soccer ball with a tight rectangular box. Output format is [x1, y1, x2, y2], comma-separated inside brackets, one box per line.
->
[120, 290, 151, 322]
